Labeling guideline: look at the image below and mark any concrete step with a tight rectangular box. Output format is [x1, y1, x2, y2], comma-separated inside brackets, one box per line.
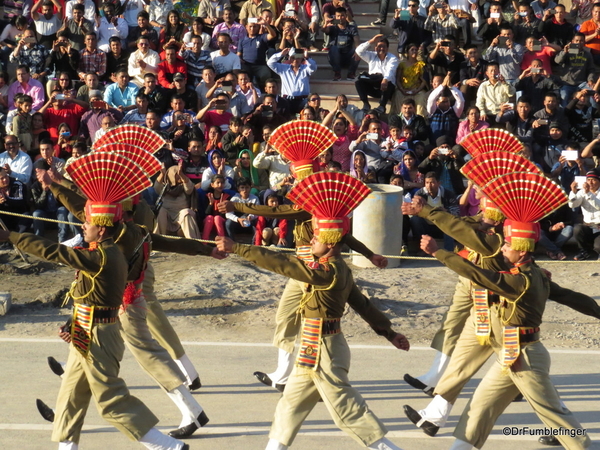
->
[345, 1, 388, 15]
[308, 51, 369, 74]
[311, 79, 360, 96]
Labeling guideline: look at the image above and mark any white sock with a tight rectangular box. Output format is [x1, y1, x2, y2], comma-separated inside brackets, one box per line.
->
[61, 234, 83, 248]
[266, 348, 294, 385]
[139, 427, 185, 450]
[367, 436, 404, 450]
[166, 385, 204, 428]
[449, 438, 474, 450]
[58, 442, 78, 450]
[265, 438, 288, 450]
[417, 351, 450, 389]
[418, 394, 453, 427]
[174, 354, 199, 386]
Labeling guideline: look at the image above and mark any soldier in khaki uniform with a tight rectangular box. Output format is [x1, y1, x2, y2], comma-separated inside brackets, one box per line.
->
[217, 171, 410, 450]
[0, 153, 187, 450]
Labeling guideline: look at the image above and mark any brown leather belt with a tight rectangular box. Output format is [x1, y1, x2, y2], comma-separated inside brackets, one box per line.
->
[520, 327, 540, 343]
[322, 318, 341, 335]
[93, 306, 120, 324]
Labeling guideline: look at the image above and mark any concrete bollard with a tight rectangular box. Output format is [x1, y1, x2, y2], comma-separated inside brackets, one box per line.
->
[0, 292, 11, 315]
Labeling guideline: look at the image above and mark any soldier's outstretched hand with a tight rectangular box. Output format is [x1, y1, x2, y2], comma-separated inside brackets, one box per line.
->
[215, 236, 235, 253]
[420, 235, 439, 256]
[210, 246, 228, 260]
[391, 333, 410, 351]
[217, 200, 235, 214]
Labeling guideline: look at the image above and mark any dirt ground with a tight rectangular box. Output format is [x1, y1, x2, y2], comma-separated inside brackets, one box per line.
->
[1, 246, 599, 349]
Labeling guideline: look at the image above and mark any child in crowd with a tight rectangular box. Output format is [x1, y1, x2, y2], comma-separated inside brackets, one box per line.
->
[55, 123, 74, 159]
[222, 117, 245, 166]
[12, 94, 33, 152]
[205, 125, 223, 153]
[225, 177, 259, 240]
[255, 194, 289, 247]
[380, 124, 408, 163]
[30, 112, 48, 158]
[203, 174, 231, 240]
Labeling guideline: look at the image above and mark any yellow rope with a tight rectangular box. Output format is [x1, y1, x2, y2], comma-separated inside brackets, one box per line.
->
[0, 210, 595, 263]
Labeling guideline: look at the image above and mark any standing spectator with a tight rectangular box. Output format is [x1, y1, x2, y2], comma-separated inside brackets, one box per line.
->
[127, 11, 160, 51]
[9, 30, 50, 80]
[354, 34, 398, 113]
[61, 3, 94, 51]
[31, 0, 63, 49]
[239, 0, 272, 26]
[238, 16, 277, 88]
[540, 4, 574, 47]
[556, 33, 595, 107]
[180, 34, 211, 86]
[211, 33, 242, 78]
[496, 97, 536, 144]
[128, 36, 160, 86]
[568, 170, 600, 260]
[104, 36, 130, 83]
[477, 1, 507, 47]
[483, 25, 525, 84]
[0, 166, 30, 233]
[157, 45, 187, 89]
[212, 8, 247, 52]
[78, 32, 107, 81]
[322, 101, 358, 171]
[513, 2, 542, 45]
[459, 45, 486, 107]
[0, 135, 33, 184]
[427, 73, 464, 144]
[515, 59, 559, 112]
[7, 65, 45, 112]
[391, 2, 431, 53]
[39, 89, 87, 142]
[12, 95, 34, 152]
[323, 6, 360, 81]
[103, 69, 138, 111]
[579, 2, 600, 65]
[149, 0, 174, 29]
[427, 34, 464, 85]
[96, 2, 129, 52]
[424, 1, 459, 43]
[476, 62, 515, 126]
[267, 47, 317, 115]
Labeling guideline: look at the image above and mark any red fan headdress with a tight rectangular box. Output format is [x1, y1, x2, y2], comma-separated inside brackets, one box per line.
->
[461, 151, 541, 188]
[65, 152, 151, 226]
[94, 142, 162, 179]
[287, 172, 371, 244]
[481, 173, 567, 252]
[93, 124, 166, 154]
[460, 129, 523, 158]
[268, 120, 336, 180]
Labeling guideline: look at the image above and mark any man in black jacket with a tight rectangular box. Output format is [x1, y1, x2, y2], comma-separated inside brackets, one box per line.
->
[459, 45, 486, 107]
[418, 136, 466, 196]
[388, 98, 430, 142]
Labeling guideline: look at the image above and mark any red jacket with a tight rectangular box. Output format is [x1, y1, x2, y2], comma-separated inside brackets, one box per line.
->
[157, 59, 188, 89]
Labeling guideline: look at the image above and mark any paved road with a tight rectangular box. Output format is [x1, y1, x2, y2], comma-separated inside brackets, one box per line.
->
[0, 338, 598, 450]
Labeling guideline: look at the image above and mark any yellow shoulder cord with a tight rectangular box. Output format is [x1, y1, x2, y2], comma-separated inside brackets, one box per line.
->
[499, 273, 530, 325]
[63, 245, 107, 306]
[480, 233, 503, 259]
[113, 224, 127, 244]
[297, 265, 338, 315]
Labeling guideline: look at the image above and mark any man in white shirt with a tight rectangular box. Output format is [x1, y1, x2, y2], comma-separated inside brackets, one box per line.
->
[96, 3, 129, 52]
[475, 62, 515, 126]
[210, 33, 242, 78]
[0, 135, 33, 184]
[354, 34, 399, 113]
[128, 36, 160, 86]
[65, 0, 96, 22]
[31, 0, 64, 49]
[569, 170, 600, 260]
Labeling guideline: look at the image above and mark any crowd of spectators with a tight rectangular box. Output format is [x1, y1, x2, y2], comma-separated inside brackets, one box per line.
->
[1, 0, 600, 261]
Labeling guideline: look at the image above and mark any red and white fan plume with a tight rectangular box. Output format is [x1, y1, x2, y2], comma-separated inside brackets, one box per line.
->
[268, 120, 337, 179]
[460, 129, 523, 158]
[94, 142, 163, 178]
[93, 124, 166, 154]
[461, 151, 541, 188]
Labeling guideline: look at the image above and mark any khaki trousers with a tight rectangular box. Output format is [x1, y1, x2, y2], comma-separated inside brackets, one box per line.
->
[454, 310, 591, 450]
[270, 332, 387, 447]
[143, 262, 186, 360]
[430, 276, 473, 356]
[272, 278, 305, 354]
[52, 322, 158, 443]
[119, 293, 186, 392]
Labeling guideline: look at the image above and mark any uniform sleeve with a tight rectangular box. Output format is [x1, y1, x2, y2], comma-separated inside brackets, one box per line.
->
[548, 281, 600, 320]
[234, 203, 312, 220]
[233, 243, 335, 286]
[347, 283, 397, 341]
[151, 234, 214, 256]
[49, 182, 87, 223]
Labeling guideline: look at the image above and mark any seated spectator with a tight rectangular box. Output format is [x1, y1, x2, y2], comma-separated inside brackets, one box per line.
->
[322, 104, 358, 172]
[12, 95, 34, 153]
[144, 110, 169, 140]
[476, 62, 515, 126]
[121, 0, 148, 31]
[540, 4, 574, 47]
[154, 163, 201, 239]
[198, 0, 230, 31]
[282, 0, 320, 51]
[236, 71, 261, 110]
[255, 194, 288, 246]
[390, 1, 430, 53]
[253, 140, 292, 197]
[65, 0, 95, 22]
[410, 171, 458, 251]
[238, 16, 277, 88]
[46, 32, 81, 86]
[141, 72, 170, 114]
[197, 94, 234, 139]
[458, 180, 480, 217]
[427, 35, 464, 86]
[267, 47, 317, 115]
[459, 45, 486, 108]
[7, 65, 46, 131]
[539, 203, 573, 260]
[30, 140, 68, 242]
[103, 69, 138, 111]
[79, 90, 123, 143]
[196, 66, 217, 109]
[127, 11, 159, 52]
[0, 135, 32, 184]
[418, 135, 465, 195]
[180, 33, 211, 87]
[203, 173, 231, 239]
[121, 91, 150, 124]
[168, 111, 203, 150]
[533, 91, 569, 140]
[201, 149, 235, 191]
[556, 33, 594, 107]
[521, 36, 560, 75]
[212, 8, 247, 52]
[552, 142, 587, 192]
[349, 119, 393, 183]
[245, 94, 289, 137]
[567, 90, 598, 143]
[222, 117, 246, 165]
[516, 58, 560, 112]
[427, 73, 464, 145]
[174, 0, 197, 26]
[39, 89, 87, 142]
[477, 1, 507, 47]
[0, 166, 30, 232]
[205, 125, 224, 153]
[160, 93, 197, 129]
[390, 43, 427, 116]
[395, 149, 424, 195]
[173, 73, 198, 110]
[93, 114, 115, 143]
[211, 33, 242, 78]
[572, 0, 593, 24]
[358, 108, 389, 138]
[54, 122, 76, 159]
[149, 0, 174, 30]
[513, 2, 542, 45]
[183, 139, 208, 189]
[159, 10, 188, 51]
[354, 34, 398, 113]
[483, 25, 524, 84]
[31, 0, 63, 49]
[183, 18, 212, 50]
[534, 121, 568, 176]
[225, 177, 259, 239]
[234, 149, 269, 195]
[9, 29, 50, 80]
[78, 32, 107, 81]
[424, 1, 459, 43]
[305, 93, 329, 122]
[262, 78, 293, 118]
[350, 149, 376, 182]
[568, 170, 600, 260]
[496, 97, 535, 144]
[456, 106, 489, 145]
[30, 112, 48, 157]
[388, 98, 430, 142]
[323, 6, 359, 81]
[97, 2, 129, 52]
[104, 36, 131, 83]
[379, 124, 408, 164]
[0, 16, 28, 71]
[157, 45, 187, 89]
[239, 0, 272, 26]
[48, 72, 80, 101]
[277, 17, 302, 51]
[531, 0, 557, 19]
